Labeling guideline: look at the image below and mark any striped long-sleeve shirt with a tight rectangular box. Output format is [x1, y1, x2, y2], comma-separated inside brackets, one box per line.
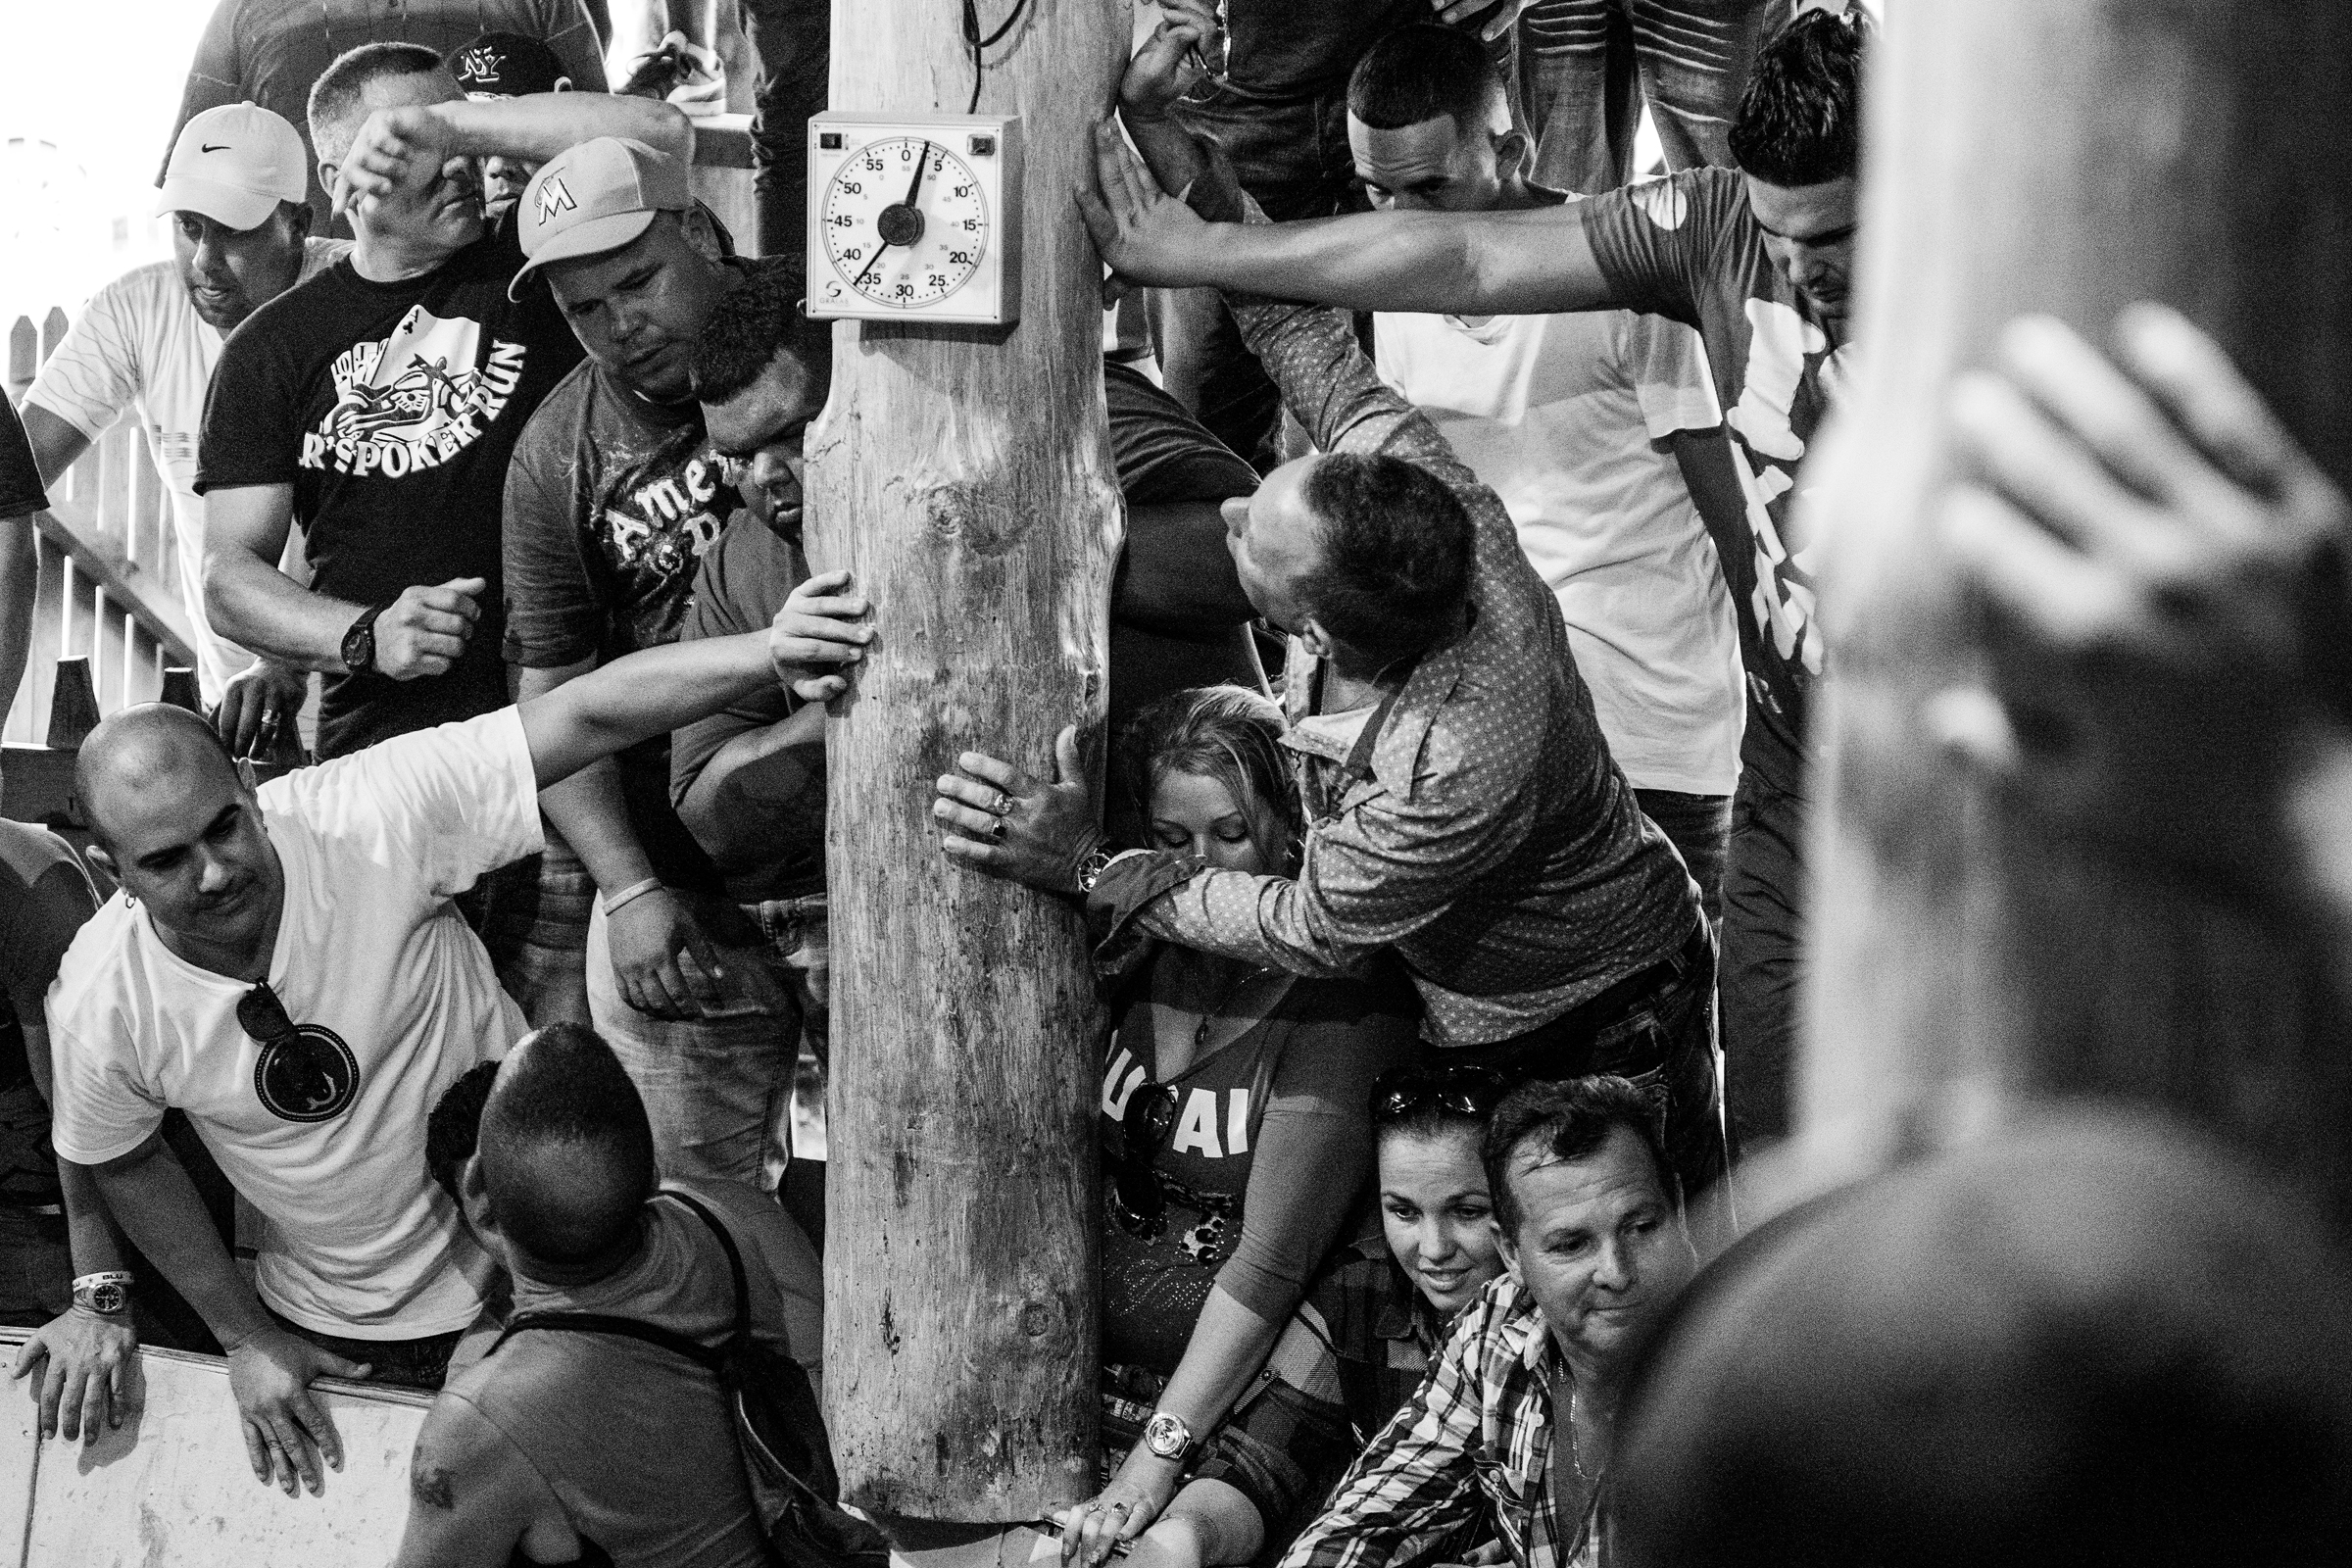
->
[1090, 284, 1699, 1046]
[1277, 1274, 1599, 1568]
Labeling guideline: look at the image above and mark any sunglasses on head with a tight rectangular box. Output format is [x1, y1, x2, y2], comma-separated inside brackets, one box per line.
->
[1371, 1065, 1510, 1123]
[1110, 1081, 1181, 1239]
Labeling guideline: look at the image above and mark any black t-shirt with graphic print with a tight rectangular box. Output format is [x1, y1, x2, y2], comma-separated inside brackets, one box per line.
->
[0, 395, 48, 518]
[197, 214, 584, 757]
[502, 354, 734, 895]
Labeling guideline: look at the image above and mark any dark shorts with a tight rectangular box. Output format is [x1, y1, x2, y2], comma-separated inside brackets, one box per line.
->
[270, 1311, 464, 1392]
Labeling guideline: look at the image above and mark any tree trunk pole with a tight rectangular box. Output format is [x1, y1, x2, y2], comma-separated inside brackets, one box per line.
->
[804, 0, 1127, 1522]
[1804, 1, 2352, 1215]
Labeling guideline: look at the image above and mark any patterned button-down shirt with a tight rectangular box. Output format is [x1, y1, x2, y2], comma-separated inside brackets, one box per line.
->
[1279, 1273, 1599, 1568]
[1094, 287, 1699, 1046]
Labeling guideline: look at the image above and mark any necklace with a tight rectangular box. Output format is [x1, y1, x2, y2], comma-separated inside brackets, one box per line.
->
[1185, 957, 1272, 1054]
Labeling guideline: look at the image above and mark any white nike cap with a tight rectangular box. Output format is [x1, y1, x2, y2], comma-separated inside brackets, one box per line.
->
[156, 103, 310, 231]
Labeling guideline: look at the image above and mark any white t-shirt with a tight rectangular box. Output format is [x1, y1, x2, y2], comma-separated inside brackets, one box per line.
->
[1375, 305, 1744, 795]
[24, 239, 348, 705]
[47, 708, 542, 1340]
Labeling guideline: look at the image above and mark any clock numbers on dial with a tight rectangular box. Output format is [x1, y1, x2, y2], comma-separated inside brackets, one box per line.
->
[822, 137, 990, 309]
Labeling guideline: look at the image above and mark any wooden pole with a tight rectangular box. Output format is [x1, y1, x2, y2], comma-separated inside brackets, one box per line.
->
[1803, 2, 2352, 1215]
[804, 0, 1126, 1522]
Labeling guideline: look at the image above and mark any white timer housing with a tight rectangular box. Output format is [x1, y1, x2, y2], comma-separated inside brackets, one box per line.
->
[807, 111, 1024, 326]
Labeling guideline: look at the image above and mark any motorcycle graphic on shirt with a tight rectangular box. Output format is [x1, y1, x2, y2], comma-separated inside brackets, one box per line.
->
[299, 305, 528, 478]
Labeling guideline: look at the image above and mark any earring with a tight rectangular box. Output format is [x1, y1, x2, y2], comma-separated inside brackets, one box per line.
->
[122, 890, 135, 907]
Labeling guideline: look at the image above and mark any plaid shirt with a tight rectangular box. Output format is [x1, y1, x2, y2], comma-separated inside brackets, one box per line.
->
[1278, 1274, 1600, 1568]
[1092, 287, 1697, 1047]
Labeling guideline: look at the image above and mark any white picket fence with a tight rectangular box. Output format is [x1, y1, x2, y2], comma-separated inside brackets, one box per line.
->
[6, 308, 197, 745]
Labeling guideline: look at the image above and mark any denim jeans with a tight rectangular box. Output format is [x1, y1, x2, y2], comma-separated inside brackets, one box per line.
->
[271, 1311, 463, 1392]
[1511, 0, 1786, 193]
[588, 896, 822, 1193]
[738, 0, 831, 258]
[1635, 787, 1733, 925]
[481, 836, 593, 1031]
[1720, 768, 1805, 1148]
[1150, 84, 1366, 468]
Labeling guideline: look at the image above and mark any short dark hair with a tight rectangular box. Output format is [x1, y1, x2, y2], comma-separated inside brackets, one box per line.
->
[1727, 6, 1870, 187]
[1483, 1075, 1674, 1238]
[478, 1023, 657, 1266]
[1113, 685, 1299, 851]
[1295, 453, 1475, 666]
[309, 42, 448, 165]
[424, 1060, 500, 1206]
[1348, 24, 1508, 134]
[690, 254, 833, 407]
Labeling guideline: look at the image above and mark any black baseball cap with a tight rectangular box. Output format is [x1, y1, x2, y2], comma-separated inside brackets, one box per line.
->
[447, 31, 567, 98]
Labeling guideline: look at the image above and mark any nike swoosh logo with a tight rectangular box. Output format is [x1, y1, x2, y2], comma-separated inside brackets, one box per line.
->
[201, 143, 229, 153]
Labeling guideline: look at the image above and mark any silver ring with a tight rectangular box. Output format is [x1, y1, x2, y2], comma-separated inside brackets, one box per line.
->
[989, 790, 1012, 817]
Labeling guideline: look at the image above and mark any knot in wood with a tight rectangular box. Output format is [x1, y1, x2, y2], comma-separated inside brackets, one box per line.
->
[1019, 1301, 1053, 1338]
[924, 482, 1027, 559]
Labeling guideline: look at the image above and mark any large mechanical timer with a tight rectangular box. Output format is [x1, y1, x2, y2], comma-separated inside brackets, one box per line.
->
[807, 112, 1025, 326]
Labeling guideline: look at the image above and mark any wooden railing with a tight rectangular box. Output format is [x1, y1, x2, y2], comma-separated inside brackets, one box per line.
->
[6, 309, 198, 748]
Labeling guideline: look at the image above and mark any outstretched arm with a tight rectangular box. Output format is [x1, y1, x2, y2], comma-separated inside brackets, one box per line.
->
[333, 90, 691, 218]
[519, 569, 868, 791]
[1081, 122, 1614, 317]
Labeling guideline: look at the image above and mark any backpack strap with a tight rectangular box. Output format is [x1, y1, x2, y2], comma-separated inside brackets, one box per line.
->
[492, 1309, 725, 1370]
[662, 1186, 754, 1343]
[489, 1189, 752, 1362]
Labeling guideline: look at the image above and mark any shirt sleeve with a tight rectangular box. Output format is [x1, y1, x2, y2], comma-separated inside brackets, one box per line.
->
[1275, 1303, 1494, 1568]
[47, 1013, 170, 1167]
[1091, 736, 1542, 982]
[23, 278, 141, 444]
[1578, 170, 1740, 332]
[669, 528, 797, 809]
[1622, 313, 1724, 441]
[500, 394, 603, 668]
[0, 396, 48, 519]
[1216, 988, 1419, 1319]
[195, 303, 302, 494]
[293, 708, 546, 899]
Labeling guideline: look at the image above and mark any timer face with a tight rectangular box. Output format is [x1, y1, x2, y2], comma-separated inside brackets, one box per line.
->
[821, 138, 988, 309]
[808, 113, 1024, 325]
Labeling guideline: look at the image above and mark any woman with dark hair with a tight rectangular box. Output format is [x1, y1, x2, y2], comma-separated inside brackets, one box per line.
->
[1063, 686, 1420, 1568]
[1305, 1063, 1511, 1446]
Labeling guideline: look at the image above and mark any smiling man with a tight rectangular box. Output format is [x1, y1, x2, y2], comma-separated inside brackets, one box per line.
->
[1279, 1076, 1696, 1568]
[1086, 7, 1874, 1148]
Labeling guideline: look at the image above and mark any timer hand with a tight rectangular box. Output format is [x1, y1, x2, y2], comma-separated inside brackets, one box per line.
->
[902, 140, 932, 207]
[852, 241, 892, 292]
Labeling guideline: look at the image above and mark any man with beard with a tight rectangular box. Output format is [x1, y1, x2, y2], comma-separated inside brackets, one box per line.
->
[19, 105, 347, 731]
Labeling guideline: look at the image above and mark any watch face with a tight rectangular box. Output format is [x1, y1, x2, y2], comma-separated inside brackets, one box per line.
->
[1144, 1413, 1190, 1458]
[341, 617, 374, 673]
[821, 136, 989, 309]
[83, 1281, 126, 1314]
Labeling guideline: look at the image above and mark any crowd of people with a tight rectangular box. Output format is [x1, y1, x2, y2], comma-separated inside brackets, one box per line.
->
[3, 2, 2351, 1566]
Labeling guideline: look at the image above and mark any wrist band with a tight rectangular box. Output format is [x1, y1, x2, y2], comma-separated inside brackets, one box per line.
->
[602, 877, 665, 917]
[72, 1272, 134, 1292]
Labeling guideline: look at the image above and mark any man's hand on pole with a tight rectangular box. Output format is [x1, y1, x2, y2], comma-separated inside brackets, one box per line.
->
[1934, 302, 2352, 892]
[766, 568, 872, 703]
[1077, 121, 1219, 292]
[936, 726, 1104, 894]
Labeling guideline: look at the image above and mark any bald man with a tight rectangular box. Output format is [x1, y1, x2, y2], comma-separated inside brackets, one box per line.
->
[41, 577, 865, 1498]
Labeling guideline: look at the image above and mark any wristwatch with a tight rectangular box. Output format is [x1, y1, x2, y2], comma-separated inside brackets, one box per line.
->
[1074, 841, 1118, 894]
[72, 1271, 133, 1316]
[1141, 1411, 1196, 1463]
[340, 602, 386, 676]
